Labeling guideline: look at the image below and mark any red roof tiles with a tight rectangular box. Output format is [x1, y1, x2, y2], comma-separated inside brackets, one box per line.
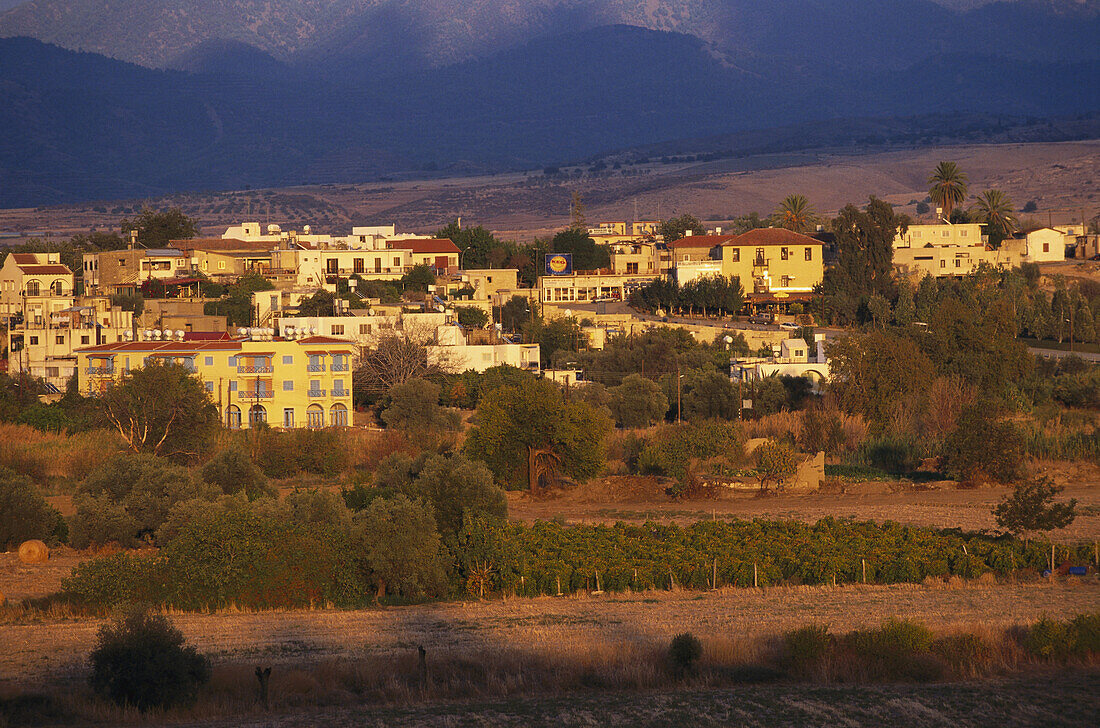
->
[386, 238, 460, 254]
[721, 228, 823, 247]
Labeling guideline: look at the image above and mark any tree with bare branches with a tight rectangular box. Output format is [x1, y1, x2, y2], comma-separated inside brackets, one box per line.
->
[354, 325, 457, 394]
[100, 361, 218, 460]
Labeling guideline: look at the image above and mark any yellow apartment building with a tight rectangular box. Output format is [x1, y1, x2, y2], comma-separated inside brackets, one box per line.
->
[76, 335, 355, 429]
[719, 228, 824, 299]
[0, 252, 74, 323]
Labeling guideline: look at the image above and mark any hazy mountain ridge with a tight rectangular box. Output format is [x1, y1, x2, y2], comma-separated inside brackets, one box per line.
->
[2, 0, 1098, 70]
[1, 29, 1097, 207]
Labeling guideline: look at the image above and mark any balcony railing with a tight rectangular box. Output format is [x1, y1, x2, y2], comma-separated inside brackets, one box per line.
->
[332, 388, 349, 398]
[307, 389, 327, 398]
[86, 366, 114, 376]
[331, 362, 348, 372]
[238, 365, 274, 374]
[307, 363, 326, 372]
[240, 390, 274, 400]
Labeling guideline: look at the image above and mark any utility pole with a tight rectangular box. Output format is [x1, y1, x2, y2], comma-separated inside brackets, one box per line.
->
[676, 365, 682, 424]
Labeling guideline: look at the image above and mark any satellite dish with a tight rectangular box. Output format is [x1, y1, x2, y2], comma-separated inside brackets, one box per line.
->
[175, 330, 184, 340]
[238, 327, 249, 337]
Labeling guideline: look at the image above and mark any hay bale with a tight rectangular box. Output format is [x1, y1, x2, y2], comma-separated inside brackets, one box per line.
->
[18, 540, 49, 564]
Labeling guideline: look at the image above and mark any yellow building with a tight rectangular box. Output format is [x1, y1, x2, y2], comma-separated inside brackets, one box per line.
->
[894, 222, 985, 249]
[0, 253, 74, 323]
[719, 228, 824, 300]
[76, 335, 355, 429]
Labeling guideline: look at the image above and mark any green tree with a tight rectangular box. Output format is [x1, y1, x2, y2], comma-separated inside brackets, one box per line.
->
[381, 378, 460, 433]
[354, 495, 447, 599]
[943, 405, 1024, 485]
[827, 332, 934, 426]
[297, 289, 337, 317]
[466, 377, 611, 491]
[894, 279, 916, 325]
[994, 477, 1077, 544]
[822, 198, 907, 323]
[529, 316, 586, 365]
[682, 370, 738, 420]
[928, 162, 969, 218]
[752, 376, 789, 417]
[398, 453, 507, 538]
[772, 194, 818, 233]
[120, 208, 199, 247]
[497, 295, 532, 333]
[660, 214, 703, 243]
[72, 453, 219, 547]
[100, 362, 219, 459]
[867, 293, 892, 329]
[201, 448, 273, 500]
[754, 439, 798, 494]
[609, 374, 669, 428]
[456, 305, 489, 329]
[971, 190, 1017, 247]
[435, 221, 507, 270]
[401, 263, 437, 292]
[551, 228, 609, 271]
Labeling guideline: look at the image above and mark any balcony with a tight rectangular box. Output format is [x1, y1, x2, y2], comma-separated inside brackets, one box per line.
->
[332, 388, 349, 398]
[240, 390, 274, 400]
[307, 389, 327, 398]
[86, 366, 114, 376]
[238, 365, 274, 374]
[307, 363, 326, 372]
[331, 362, 348, 372]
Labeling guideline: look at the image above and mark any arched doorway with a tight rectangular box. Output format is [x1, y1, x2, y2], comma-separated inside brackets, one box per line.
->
[307, 404, 324, 428]
[248, 404, 267, 427]
[226, 405, 241, 429]
[330, 403, 348, 427]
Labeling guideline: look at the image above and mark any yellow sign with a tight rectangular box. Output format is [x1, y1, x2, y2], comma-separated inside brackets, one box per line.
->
[548, 255, 569, 273]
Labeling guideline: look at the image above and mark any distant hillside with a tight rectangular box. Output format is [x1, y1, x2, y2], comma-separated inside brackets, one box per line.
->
[2, 0, 1098, 70]
[1, 29, 1097, 207]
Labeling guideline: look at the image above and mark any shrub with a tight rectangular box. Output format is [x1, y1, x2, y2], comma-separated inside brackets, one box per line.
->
[638, 420, 743, 481]
[381, 378, 461, 433]
[994, 476, 1077, 543]
[609, 374, 668, 428]
[0, 468, 65, 549]
[89, 613, 209, 710]
[754, 439, 798, 493]
[783, 624, 831, 676]
[201, 448, 273, 500]
[668, 632, 703, 674]
[931, 633, 989, 673]
[63, 552, 167, 607]
[1023, 616, 1074, 658]
[943, 406, 1024, 484]
[398, 454, 506, 539]
[1069, 613, 1100, 655]
[254, 428, 350, 478]
[845, 618, 942, 681]
[70, 454, 219, 548]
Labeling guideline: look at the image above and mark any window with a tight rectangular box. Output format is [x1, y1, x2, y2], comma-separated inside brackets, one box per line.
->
[205, 381, 214, 392]
[307, 404, 324, 428]
[51, 280, 64, 295]
[283, 355, 293, 364]
[81, 335, 89, 344]
[943, 230, 950, 238]
[730, 248, 740, 262]
[955, 259, 961, 267]
[226, 405, 241, 429]
[25, 280, 39, 296]
[205, 356, 213, 366]
[56, 335, 64, 345]
[283, 380, 294, 391]
[781, 247, 789, 261]
[393, 257, 401, 267]
[626, 262, 638, 274]
[353, 258, 364, 273]
[218, 261, 226, 270]
[359, 324, 371, 334]
[781, 276, 790, 287]
[940, 260, 946, 268]
[755, 248, 765, 264]
[804, 248, 812, 261]
[248, 404, 267, 427]
[228, 356, 236, 366]
[283, 408, 295, 428]
[1043, 243, 1050, 253]
[331, 324, 344, 335]
[46, 367, 59, 378]
[229, 380, 237, 392]
[960, 230, 967, 238]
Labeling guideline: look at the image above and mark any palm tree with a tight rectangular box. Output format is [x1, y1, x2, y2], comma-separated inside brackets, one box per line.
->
[928, 162, 969, 218]
[773, 194, 818, 233]
[971, 189, 1017, 245]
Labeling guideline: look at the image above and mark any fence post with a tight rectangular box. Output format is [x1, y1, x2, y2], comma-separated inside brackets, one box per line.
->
[713, 558, 718, 590]
[754, 562, 759, 589]
[556, 574, 562, 596]
[862, 558, 867, 584]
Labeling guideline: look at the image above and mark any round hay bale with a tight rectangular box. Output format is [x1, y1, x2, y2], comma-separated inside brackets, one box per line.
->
[18, 540, 49, 564]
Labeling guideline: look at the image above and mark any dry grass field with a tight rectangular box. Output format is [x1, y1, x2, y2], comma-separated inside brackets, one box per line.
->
[1, 140, 1096, 241]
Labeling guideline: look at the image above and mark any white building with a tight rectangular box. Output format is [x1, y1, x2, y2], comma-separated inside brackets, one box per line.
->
[731, 335, 829, 389]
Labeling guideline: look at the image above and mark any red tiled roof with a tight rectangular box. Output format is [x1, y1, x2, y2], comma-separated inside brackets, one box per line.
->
[11, 253, 39, 264]
[183, 332, 233, 341]
[668, 235, 735, 249]
[76, 340, 242, 353]
[721, 228, 824, 247]
[18, 264, 73, 275]
[295, 336, 355, 347]
[386, 238, 460, 254]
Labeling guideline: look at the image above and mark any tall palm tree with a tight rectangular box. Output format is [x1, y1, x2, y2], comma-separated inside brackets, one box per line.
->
[928, 161, 969, 218]
[773, 194, 818, 232]
[970, 189, 1017, 245]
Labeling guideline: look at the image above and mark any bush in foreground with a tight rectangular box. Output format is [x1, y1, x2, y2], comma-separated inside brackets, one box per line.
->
[89, 612, 209, 711]
[0, 468, 65, 548]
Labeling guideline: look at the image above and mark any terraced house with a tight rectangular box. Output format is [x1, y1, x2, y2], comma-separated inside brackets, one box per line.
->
[75, 334, 355, 430]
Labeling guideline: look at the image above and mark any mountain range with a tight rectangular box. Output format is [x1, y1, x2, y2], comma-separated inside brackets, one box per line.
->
[0, 0, 1098, 208]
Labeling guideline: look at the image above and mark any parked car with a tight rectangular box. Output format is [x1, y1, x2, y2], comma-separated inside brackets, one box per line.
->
[749, 313, 774, 325]
[779, 322, 800, 331]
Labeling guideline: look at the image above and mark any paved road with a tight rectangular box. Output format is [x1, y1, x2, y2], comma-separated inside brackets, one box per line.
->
[1029, 347, 1100, 361]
